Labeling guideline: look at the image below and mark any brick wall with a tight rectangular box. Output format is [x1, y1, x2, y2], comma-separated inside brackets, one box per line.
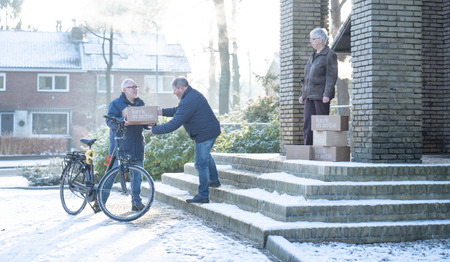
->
[279, 0, 450, 161]
[279, 0, 329, 153]
[444, 1, 450, 153]
[351, 0, 423, 163]
[422, 0, 449, 154]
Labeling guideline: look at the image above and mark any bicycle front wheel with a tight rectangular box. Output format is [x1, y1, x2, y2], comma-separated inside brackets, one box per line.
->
[97, 165, 155, 221]
[60, 160, 88, 215]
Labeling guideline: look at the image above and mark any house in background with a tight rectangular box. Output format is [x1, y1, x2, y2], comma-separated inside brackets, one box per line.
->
[0, 28, 190, 149]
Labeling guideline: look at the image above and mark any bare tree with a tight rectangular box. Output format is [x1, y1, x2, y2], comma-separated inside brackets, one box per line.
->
[84, 25, 115, 106]
[213, 0, 231, 114]
[208, 27, 218, 109]
[230, 0, 241, 109]
[81, 0, 160, 107]
[0, 0, 24, 30]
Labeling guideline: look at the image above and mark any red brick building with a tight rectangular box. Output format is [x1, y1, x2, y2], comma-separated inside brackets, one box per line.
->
[0, 28, 190, 149]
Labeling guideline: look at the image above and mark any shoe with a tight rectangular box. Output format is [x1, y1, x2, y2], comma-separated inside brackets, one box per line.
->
[92, 202, 101, 214]
[209, 180, 221, 188]
[186, 195, 209, 204]
[132, 203, 145, 211]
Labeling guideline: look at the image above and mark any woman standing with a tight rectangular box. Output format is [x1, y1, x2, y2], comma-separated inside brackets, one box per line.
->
[299, 28, 338, 145]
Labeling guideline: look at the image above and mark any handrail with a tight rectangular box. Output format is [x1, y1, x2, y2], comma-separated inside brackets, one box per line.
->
[330, 104, 353, 109]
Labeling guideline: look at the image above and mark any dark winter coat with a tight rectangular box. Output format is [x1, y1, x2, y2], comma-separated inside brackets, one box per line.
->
[301, 46, 338, 101]
[151, 86, 221, 143]
[106, 92, 146, 161]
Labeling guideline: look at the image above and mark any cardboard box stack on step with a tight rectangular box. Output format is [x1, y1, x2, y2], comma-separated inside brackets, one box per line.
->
[311, 115, 350, 161]
[285, 115, 350, 161]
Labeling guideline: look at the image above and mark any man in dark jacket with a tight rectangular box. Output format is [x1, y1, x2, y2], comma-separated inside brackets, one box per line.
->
[148, 76, 221, 204]
[103, 78, 148, 211]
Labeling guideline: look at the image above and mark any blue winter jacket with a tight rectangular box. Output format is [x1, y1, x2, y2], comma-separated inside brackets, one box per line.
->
[151, 86, 221, 143]
[106, 92, 146, 161]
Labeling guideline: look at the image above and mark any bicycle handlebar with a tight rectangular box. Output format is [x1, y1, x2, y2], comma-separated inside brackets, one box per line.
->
[103, 115, 124, 126]
[104, 115, 127, 139]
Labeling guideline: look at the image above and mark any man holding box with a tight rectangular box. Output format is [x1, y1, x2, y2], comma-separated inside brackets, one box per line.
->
[147, 76, 221, 204]
[103, 78, 150, 211]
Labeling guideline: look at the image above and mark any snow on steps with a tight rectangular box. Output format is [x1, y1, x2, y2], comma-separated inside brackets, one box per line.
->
[154, 154, 450, 248]
[161, 172, 450, 223]
[155, 182, 450, 248]
[183, 163, 450, 201]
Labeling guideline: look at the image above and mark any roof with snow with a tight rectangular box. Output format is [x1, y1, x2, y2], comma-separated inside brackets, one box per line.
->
[0, 29, 191, 73]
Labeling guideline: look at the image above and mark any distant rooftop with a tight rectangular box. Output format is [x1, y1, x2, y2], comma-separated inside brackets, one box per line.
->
[0, 29, 191, 73]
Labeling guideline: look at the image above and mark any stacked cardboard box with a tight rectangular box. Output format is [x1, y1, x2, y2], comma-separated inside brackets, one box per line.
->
[312, 115, 350, 161]
[285, 115, 350, 161]
[285, 145, 313, 160]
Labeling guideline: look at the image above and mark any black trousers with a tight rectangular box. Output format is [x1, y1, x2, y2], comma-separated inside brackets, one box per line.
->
[303, 99, 330, 145]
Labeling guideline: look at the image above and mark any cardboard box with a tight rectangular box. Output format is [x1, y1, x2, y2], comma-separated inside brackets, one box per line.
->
[312, 115, 349, 131]
[312, 146, 350, 162]
[313, 130, 348, 147]
[285, 145, 313, 160]
[122, 106, 158, 125]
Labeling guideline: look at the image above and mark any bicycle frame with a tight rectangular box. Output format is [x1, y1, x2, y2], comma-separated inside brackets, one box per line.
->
[104, 115, 130, 194]
[61, 115, 155, 221]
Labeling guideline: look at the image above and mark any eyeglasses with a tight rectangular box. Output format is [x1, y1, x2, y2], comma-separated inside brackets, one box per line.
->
[126, 85, 139, 90]
[310, 37, 319, 41]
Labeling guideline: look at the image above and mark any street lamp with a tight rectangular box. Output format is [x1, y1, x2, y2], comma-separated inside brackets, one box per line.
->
[151, 21, 159, 106]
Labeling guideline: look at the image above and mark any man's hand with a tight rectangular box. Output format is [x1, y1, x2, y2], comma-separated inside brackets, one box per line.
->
[299, 97, 305, 104]
[146, 127, 153, 134]
[124, 120, 131, 126]
[157, 106, 163, 116]
[322, 96, 330, 103]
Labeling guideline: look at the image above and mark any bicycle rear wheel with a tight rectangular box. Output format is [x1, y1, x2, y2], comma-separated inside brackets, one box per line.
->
[60, 160, 88, 215]
[97, 165, 154, 221]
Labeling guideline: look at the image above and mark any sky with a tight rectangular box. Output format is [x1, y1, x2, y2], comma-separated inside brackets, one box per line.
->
[20, 0, 280, 100]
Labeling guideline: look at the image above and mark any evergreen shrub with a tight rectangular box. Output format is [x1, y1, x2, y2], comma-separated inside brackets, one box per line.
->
[19, 158, 61, 186]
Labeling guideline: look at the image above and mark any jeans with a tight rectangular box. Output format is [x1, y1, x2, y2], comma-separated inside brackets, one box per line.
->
[101, 159, 143, 206]
[194, 137, 219, 198]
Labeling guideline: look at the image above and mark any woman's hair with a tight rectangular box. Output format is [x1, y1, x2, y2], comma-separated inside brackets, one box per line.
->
[310, 28, 328, 45]
[172, 76, 189, 88]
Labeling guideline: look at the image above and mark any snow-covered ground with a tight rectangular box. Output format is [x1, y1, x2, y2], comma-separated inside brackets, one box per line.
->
[1, 175, 449, 262]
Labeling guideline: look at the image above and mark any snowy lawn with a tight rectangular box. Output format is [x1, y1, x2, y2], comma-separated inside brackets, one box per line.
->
[0, 188, 274, 262]
[1, 175, 449, 262]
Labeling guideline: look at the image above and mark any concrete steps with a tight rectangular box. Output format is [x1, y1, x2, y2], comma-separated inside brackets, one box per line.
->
[162, 172, 450, 223]
[154, 153, 450, 248]
[183, 164, 450, 200]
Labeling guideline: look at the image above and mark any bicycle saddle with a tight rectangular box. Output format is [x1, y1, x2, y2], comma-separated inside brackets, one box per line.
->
[80, 138, 97, 147]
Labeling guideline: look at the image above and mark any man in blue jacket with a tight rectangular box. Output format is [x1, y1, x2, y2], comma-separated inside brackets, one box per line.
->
[148, 76, 221, 204]
[103, 78, 148, 211]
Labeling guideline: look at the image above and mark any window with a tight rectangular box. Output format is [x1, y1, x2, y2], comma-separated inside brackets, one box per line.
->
[32, 113, 68, 135]
[38, 74, 69, 92]
[0, 113, 13, 135]
[97, 74, 114, 93]
[144, 75, 175, 94]
[161, 76, 173, 93]
[0, 73, 5, 91]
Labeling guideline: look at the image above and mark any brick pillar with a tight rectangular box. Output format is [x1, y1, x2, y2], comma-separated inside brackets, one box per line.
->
[351, 0, 423, 163]
[422, 0, 449, 154]
[444, 1, 450, 153]
[279, 0, 329, 153]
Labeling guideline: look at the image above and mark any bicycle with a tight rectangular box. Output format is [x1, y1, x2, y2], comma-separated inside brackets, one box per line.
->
[60, 115, 155, 221]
